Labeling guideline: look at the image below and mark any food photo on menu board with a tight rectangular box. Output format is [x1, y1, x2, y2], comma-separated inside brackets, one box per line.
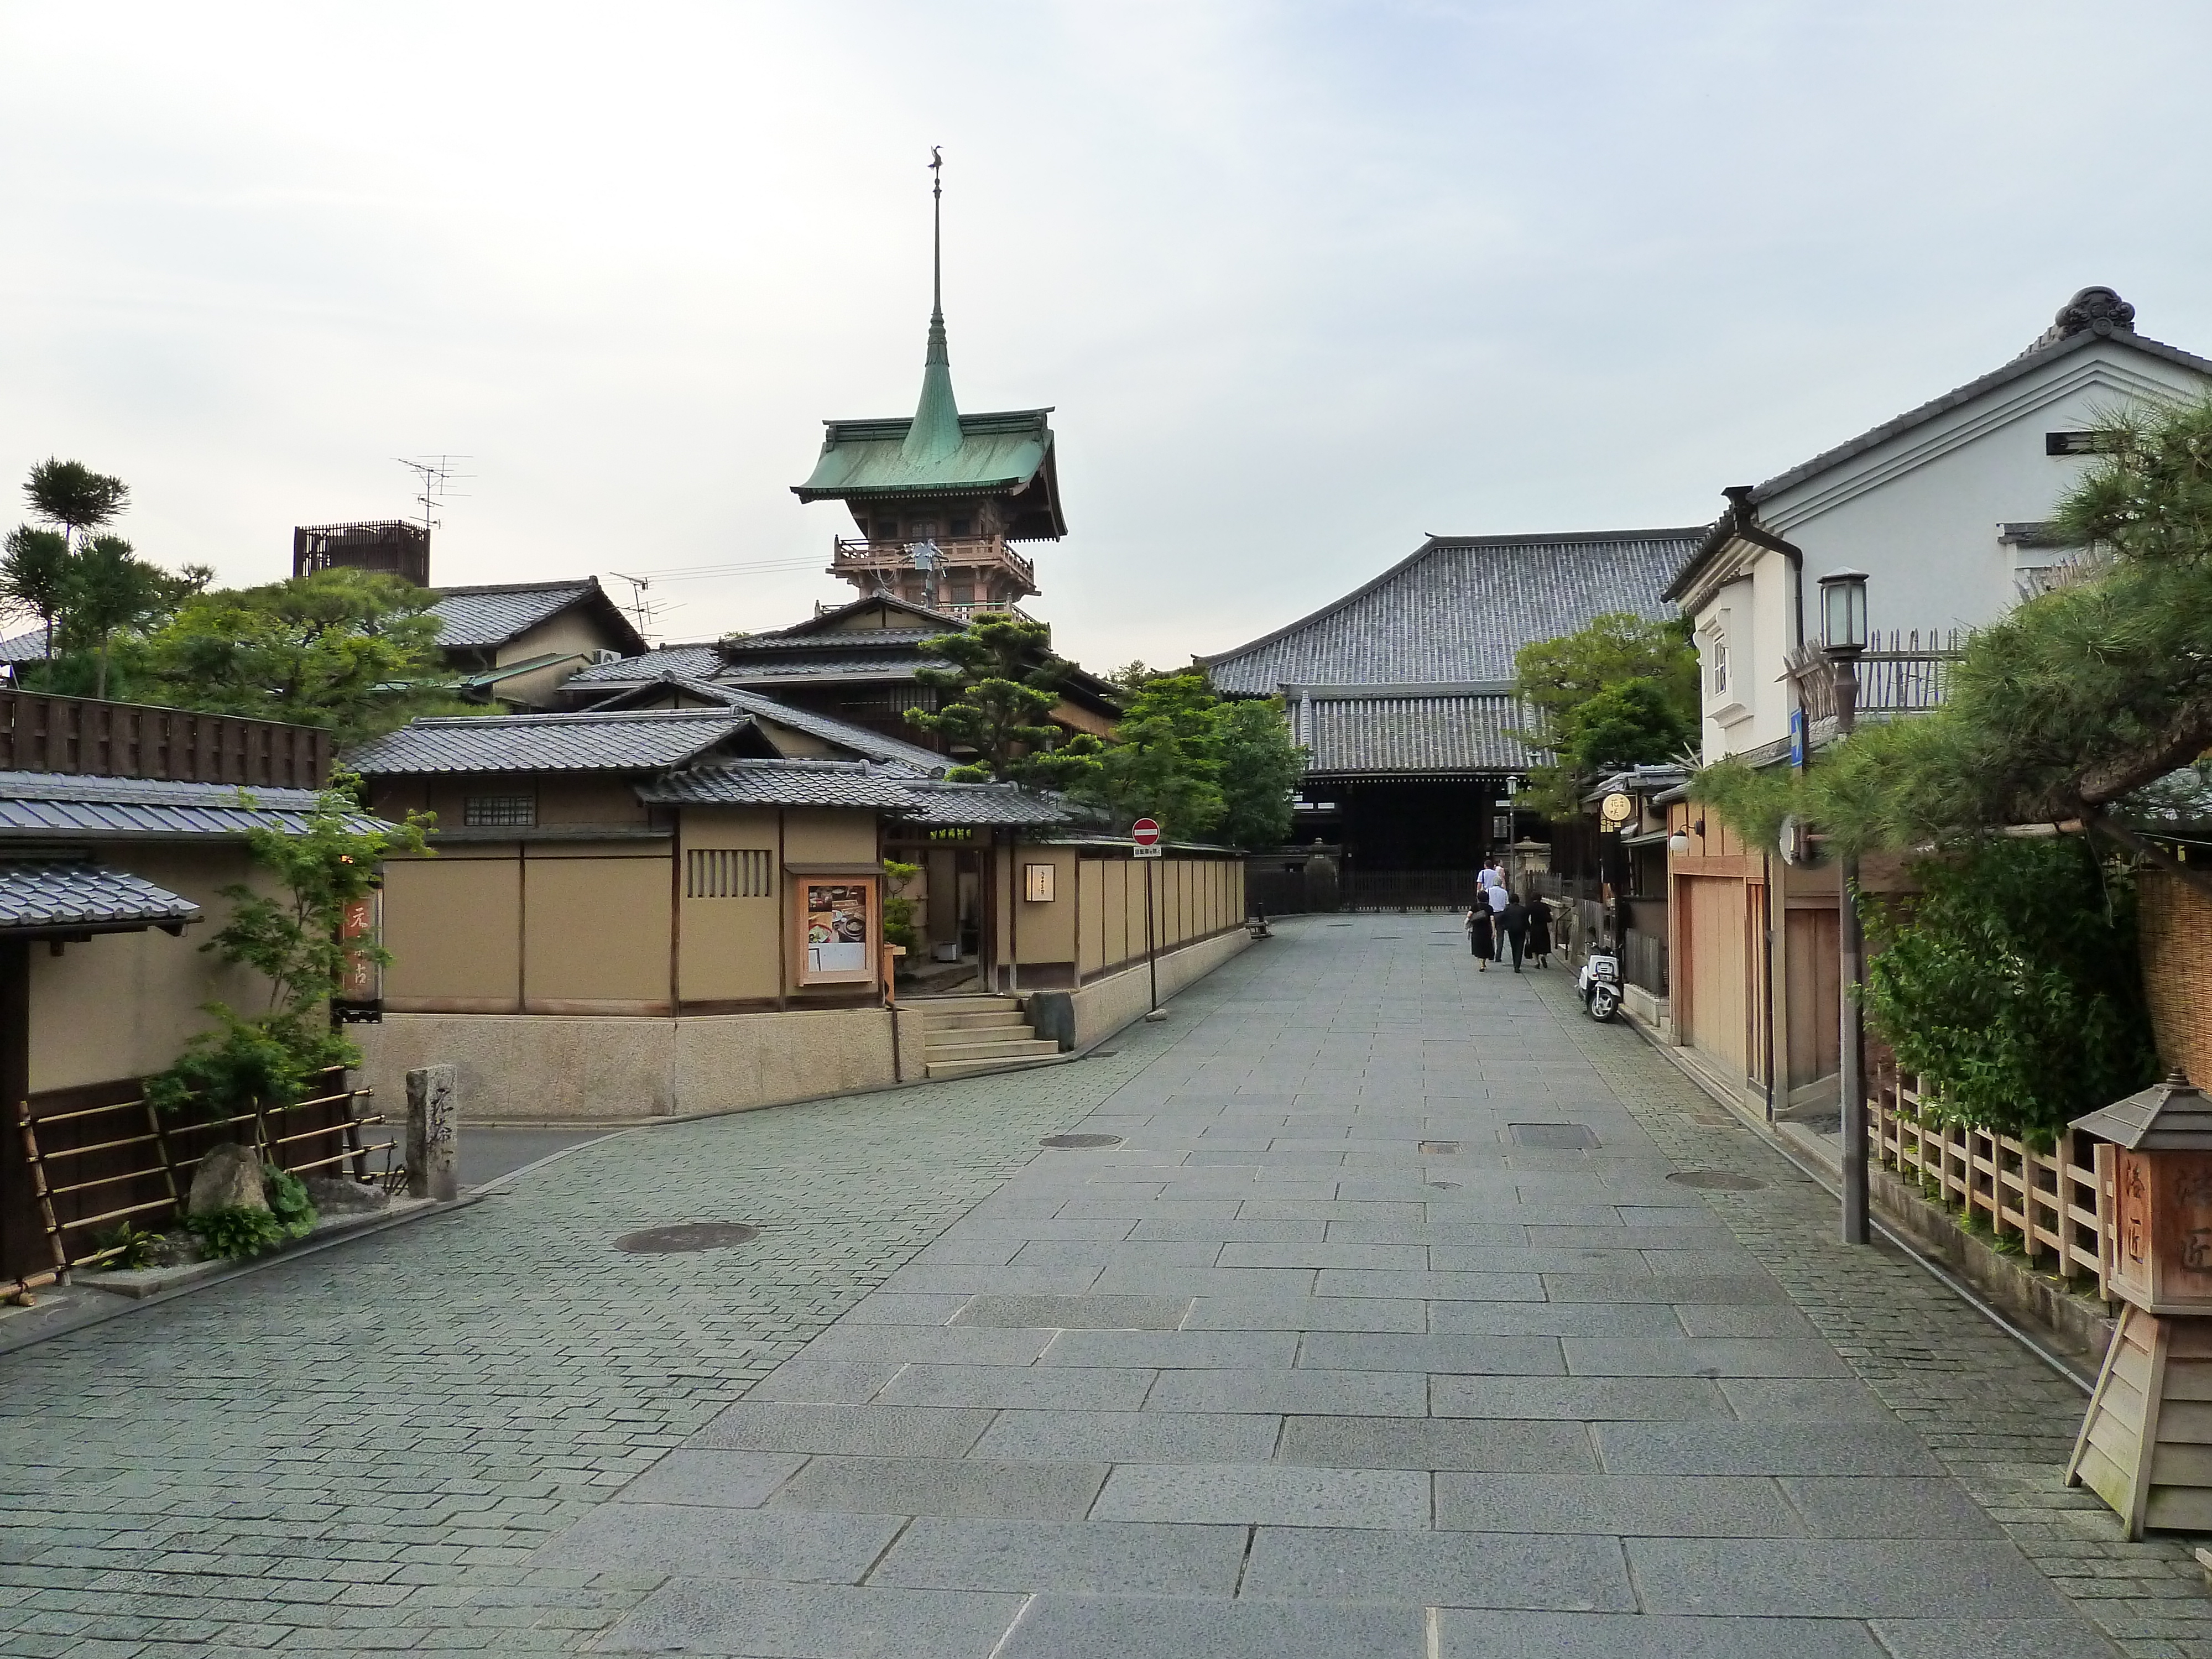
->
[805, 883, 870, 975]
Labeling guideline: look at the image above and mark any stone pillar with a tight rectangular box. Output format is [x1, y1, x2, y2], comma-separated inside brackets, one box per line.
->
[405, 1065, 458, 1202]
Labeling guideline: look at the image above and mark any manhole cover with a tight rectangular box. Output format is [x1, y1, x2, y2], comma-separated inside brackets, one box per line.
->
[1041, 1134, 1123, 1150]
[1667, 1170, 1767, 1191]
[1419, 1140, 1460, 1155]
[614, 1222, 760, 1254]
[1510, 1122, 1600, 1149]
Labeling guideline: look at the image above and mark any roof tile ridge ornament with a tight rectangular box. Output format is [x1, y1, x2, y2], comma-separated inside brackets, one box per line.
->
[2022, 285, 2136, 355]
[902, 145, 963, 466]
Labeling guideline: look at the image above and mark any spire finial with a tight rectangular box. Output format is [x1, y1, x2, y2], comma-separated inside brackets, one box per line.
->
[905, 145, 961, 462]
[930, 145, 943, 322]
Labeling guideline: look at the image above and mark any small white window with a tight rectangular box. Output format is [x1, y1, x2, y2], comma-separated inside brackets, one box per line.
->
[686, 848, 774, 899]
[1710, 638, 1730, 696]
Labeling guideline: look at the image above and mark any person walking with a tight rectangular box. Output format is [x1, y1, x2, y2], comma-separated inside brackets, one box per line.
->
[1466, 901, 1495, 971]
[1500, 892, 1530, 973]
[1485, 878, 1510, 963]
[1525, 894, 1553, 968]
[1478, 857, 1504, 900]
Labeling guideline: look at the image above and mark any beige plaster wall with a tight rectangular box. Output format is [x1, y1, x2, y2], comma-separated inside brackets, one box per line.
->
[1013, 847, 1077, 966]
[352, 1002, 926, 1121]
[522, 848, 672, 1008]
[677, 805, 782, 1003]
[26, 844, 283, 1093]
[494, 609, 621, 708]
[384, 849, 521, 1008]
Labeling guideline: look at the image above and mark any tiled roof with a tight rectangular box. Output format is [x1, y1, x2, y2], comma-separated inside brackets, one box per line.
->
[0, 771, 364, 838]
[1202, 530, 1698, 695]
[734, 629, 951, 653]
[607, 676, 947, 776]
[718, 658, 925, 683]
[345, 710, 745, 775]
[0, 625, 54, 664]
[901, 782, 1079, 826]
[429, 582, 597, 649]
[564, 643, 726, 686]
[1300, 693, 1535, 776]
[635, 760, 919, 810]
[0, 860, 201, 932]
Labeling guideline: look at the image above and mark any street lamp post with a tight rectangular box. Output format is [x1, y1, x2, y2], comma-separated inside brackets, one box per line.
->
[1820, 568, 1870, 1245]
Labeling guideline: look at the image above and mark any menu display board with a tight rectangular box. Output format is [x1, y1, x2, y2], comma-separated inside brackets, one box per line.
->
[801, 880, 874, 983]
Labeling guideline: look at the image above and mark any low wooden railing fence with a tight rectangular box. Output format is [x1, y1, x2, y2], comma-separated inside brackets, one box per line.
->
[0, 687, 330, 787]
[7, 1070, 396, 1296]
[1871, 1055, 2110, 1291]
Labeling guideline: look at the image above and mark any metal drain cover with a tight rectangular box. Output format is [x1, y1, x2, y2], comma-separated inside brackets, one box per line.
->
[1428, 1180, 1462, 1190]
[1419, 1140, 1460, 1155]
[1510, 1122, 1600, 1149]
[614, 1222, 760, 1254]
[1667, 1170, 1766, 1191]
[1041, 1134, 1123, 1150]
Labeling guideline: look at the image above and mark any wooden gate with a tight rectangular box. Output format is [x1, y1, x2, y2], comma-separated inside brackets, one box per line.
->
[1678, 875, 1750, 1081]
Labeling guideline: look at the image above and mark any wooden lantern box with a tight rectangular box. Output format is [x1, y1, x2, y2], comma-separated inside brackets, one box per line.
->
[2068, 1071, 2212, 1536]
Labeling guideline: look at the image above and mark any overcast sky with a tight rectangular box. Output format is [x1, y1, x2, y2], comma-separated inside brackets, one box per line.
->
[4, 2, 2209, 671]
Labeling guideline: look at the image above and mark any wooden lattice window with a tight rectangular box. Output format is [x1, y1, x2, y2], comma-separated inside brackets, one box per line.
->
[687, 848, 773, 899]
[464, 794, 535, 827]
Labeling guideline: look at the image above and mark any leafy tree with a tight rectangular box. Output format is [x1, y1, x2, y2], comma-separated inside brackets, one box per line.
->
[1213, 695, 1304, 849]
[61, 534, 202, 698]
[1091, 673, 1225, 838]
[905, 616, 1103, 786]
[0, 526, 70, 661]
[1514, 612, 1697, 815]
[1860, 837, 2157, 1145]
[140, 568, 463, 746]
[147, 775, 432, 1121]
[23, 457, 128, 547]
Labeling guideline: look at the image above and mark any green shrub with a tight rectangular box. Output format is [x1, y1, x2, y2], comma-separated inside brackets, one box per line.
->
[1859, 836, 2158, 1147]
[185, 1204, 287, 1260]
[92, 1219, 167, 1270]
[263, 1164, 317, 1240]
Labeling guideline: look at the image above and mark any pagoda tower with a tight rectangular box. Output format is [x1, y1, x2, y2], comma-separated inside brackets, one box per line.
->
[792, 153, 1064, 618]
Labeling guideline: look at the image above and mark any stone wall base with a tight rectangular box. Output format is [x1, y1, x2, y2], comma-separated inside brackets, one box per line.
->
[353, 1004, 926, 1124]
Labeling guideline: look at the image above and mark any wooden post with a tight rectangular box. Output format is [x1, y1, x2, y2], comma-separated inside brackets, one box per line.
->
[405, 1066, 458, 1202]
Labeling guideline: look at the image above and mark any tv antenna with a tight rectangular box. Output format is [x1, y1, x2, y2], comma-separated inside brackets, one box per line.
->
[395, 455, 473, 535]
[608, 571, 663, 641]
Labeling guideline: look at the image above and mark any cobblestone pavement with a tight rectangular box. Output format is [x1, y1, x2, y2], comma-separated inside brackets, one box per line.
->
[4, 915, 2209, 1656]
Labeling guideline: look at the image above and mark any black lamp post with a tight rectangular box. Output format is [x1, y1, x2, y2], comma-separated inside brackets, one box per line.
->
[1819, 568, 1870, 1244]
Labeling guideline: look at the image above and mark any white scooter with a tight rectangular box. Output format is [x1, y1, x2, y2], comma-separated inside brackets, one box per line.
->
[1578, 943, 1623, 1022]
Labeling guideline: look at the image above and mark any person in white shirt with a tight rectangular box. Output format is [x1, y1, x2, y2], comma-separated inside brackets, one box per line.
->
[1477, 857, 1503, 895]
[1484, 878, 1510, 960]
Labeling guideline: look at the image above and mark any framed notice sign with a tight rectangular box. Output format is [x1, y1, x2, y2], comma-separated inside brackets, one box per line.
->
[795, 877, 878, 985]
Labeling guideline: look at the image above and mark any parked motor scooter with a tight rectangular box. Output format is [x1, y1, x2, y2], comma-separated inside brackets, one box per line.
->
[1577, 943, 1623, 1022]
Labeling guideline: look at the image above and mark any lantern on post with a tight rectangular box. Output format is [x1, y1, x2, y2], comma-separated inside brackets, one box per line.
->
[2065, 1069, 2212, 1537]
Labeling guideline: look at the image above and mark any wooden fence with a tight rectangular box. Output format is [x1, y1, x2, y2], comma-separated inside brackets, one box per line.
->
[1872, 1055, 2110, 1290]
[5, 1070, 397, 1297]
[0, 687, 330, 788]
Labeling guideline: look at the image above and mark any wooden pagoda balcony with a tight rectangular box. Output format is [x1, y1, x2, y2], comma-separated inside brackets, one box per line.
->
[830, 536, 1036, 593]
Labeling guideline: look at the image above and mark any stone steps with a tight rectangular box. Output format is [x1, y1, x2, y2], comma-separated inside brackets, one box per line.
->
[918, 995, 1061, 1079]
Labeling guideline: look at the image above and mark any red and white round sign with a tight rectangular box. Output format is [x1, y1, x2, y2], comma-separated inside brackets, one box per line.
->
[1131, 818, 1161, 847]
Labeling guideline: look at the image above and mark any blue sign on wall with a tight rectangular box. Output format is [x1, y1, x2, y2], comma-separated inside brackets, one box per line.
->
[1790, 707, 1806, 769]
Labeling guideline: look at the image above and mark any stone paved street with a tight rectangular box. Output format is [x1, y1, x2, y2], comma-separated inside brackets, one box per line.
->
[4, 915, 2211, 1655]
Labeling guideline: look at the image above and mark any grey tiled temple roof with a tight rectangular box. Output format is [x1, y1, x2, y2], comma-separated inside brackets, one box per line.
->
[901, 782, 1079, 826]
[429, 581, 597, 649]
[1300, 693, 1533, 776]
[0, 772, 362, 839]
[565, 643, 726, 686]
[603, 676, 947, 776]
[637, 760, 920, 810]
[0, 860, 202, 932]
[1201, 529, 1698, 695]
[0, 625, 54, 664]
[346, 711, 745, 775]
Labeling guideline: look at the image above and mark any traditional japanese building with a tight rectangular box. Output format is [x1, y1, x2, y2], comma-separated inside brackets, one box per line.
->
[1201, 528, 1699, 908]
[792, 161, 1064, 619]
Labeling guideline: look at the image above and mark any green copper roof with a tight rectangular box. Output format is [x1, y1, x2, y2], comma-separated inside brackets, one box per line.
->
[795, 405, 1057, 501]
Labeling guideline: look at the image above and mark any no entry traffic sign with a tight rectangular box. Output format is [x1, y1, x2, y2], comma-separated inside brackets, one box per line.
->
[1131, 818, 1161, 846]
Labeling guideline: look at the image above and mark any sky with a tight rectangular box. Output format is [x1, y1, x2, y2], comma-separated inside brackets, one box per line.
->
[4, 1, 2210, 674]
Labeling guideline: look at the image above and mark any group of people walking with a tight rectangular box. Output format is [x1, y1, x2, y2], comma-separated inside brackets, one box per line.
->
[1465, 856, 1551, 973]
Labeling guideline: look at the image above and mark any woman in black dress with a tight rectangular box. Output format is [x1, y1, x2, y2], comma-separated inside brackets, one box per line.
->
[1466, 902, 1496, 972]
[1525, 896, 1553, 968]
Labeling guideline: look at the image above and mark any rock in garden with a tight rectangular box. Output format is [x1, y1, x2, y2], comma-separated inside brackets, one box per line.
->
[302, 1175, 389, 1215]
[186, 1143, 268, 1215]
